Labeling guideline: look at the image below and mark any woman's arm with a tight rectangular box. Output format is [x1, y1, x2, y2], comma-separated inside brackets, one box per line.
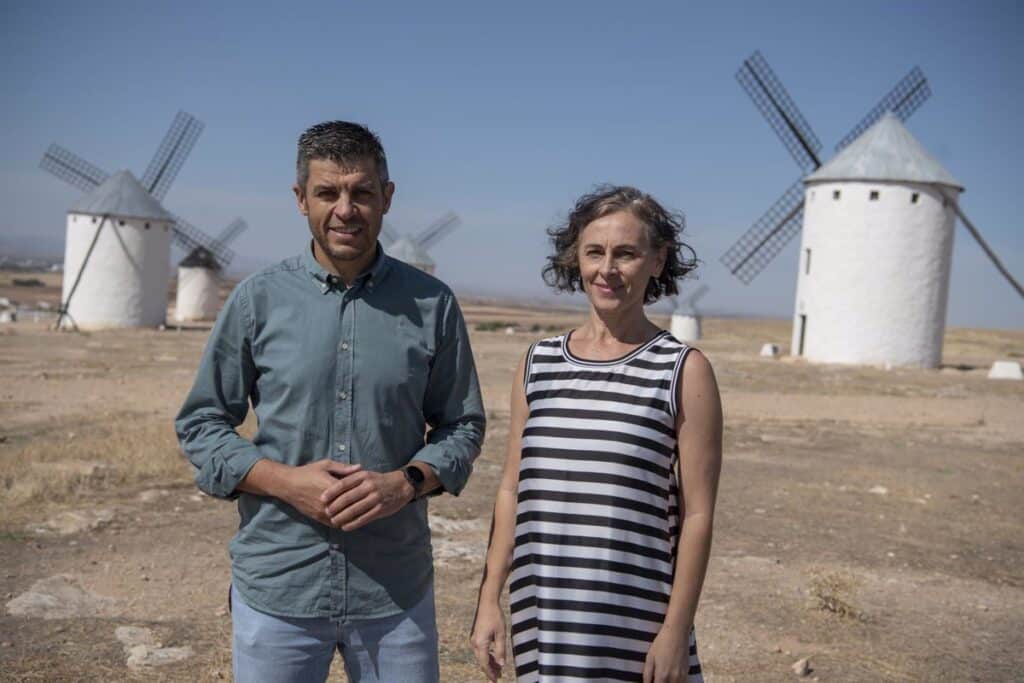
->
[644, 349, 723, 683]
[470, 351, 530, 682]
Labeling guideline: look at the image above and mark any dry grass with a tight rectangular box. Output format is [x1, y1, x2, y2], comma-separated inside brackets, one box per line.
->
[0, 416, 191, 523]
[807, 568, 864, 621]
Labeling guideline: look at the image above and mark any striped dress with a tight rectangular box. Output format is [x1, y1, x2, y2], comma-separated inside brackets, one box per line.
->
[509, 330, 703, 682]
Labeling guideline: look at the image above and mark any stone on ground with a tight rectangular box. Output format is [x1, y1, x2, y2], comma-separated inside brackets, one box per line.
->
[6, 574, 116, 619]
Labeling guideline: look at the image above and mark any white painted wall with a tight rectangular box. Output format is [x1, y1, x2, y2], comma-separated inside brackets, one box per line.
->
[175, 266, 221, 322]
[60, 213, 172, 329]
[670, 313, 701, 343]
[791, 180, 957, 368]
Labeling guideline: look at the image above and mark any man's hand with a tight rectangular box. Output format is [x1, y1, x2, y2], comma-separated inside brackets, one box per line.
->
[245, 459, 362, 526]
[320, 468, 415, 531]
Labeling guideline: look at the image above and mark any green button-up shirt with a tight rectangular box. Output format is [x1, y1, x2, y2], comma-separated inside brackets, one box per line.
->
[174, 243, 485, 620]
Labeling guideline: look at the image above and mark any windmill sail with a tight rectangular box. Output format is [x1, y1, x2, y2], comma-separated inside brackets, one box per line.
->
[686, 284, 710, 312]
[380, 222, 400, 247]
[40, 145, 110, 192]
[214, 217, 248, 247]
[724, 52, 932, 285]
[835, 67, 930, 153]
[736, 51, 823, 172]
[413, 210, 461, 251]
[142, 111, 204, 201]
[720, 178, 805, 284]
[170, 213, 236, 269]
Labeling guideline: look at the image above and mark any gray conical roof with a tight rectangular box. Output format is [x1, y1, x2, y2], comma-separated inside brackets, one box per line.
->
[70, 170, 175, 221]
[179, 246, 219, 269]
[388, 237, 435, 268]
[806, 113, 962, 191]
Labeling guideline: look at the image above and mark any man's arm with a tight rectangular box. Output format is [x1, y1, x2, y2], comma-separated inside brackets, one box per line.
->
[174, 285, 265, 499]
[175, 284, 365, 521]
[409, 290, 487, 494]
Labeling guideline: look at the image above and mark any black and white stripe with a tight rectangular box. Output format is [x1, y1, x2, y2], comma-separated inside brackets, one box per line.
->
[510, 331, 702, 682]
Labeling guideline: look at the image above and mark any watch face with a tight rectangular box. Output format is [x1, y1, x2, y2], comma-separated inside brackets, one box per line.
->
[406, 466, 425, 485]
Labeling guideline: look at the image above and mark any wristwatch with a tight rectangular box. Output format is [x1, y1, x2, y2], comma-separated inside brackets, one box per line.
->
[403, 464, 426, 500]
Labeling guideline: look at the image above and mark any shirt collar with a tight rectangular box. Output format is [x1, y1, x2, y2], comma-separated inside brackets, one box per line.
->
[302, 240, 392, 292]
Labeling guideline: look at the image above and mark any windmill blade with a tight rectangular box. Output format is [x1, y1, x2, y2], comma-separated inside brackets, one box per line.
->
[720, 178, 806, 285]
[170, 213, 236, 270]
[949, 201, 1024, 299]
[686, 284, 710, 310]
[380, 221, 400, 247]
[40, 144, 109, 192]
[214, 218, 248, 247]
[413, 210, 461, 251]
[835, 66, 930, 153]
[142, 111, 204, 201]
[736, 51, 824, 173]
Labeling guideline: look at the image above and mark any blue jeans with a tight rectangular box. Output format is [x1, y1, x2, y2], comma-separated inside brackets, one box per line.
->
[231, 585, 440, 683]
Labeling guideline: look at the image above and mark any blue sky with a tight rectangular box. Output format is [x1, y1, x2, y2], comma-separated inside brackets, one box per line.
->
[2, 1, 1021, 328]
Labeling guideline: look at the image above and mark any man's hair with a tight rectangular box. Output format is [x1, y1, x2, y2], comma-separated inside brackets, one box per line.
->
[542, 185, 698, 304]
[296, 121, 389, 189]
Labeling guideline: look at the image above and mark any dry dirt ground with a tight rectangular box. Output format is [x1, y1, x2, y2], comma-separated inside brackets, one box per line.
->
[1, 281, 1022, 681]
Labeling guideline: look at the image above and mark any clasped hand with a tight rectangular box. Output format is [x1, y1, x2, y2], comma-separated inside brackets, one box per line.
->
[282, 460, 413, 531]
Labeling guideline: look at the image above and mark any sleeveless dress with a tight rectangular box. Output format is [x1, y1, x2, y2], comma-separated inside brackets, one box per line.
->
[509, 330, 704, 682]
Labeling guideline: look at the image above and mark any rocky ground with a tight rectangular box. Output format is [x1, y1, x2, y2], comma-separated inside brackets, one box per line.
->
[1, 298, 1022, 681]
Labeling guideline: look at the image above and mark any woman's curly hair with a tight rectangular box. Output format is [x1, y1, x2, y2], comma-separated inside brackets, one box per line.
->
[542, 185, 697, 304]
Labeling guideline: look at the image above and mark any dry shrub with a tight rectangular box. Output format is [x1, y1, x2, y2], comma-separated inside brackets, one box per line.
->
[0, 414, 194, 518]
[807, 568, 864, 620]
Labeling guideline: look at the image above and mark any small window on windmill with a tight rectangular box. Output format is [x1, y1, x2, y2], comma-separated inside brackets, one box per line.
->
[810, 190, 815, 201]
[911, 192, 920, 204]
[144, 223, 150, 230]
[832, 190, 841, 200]
[804, 248, 812, 275]
[118, 220, 125, 226]
[91, 217, 97, 224]
[869, 190, 879, 201]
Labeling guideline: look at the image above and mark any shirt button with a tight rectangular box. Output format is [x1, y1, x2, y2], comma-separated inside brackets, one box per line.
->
[338, 391, 348, 400]
[337, 444, 346, 452]
[340, 342, 349, 350]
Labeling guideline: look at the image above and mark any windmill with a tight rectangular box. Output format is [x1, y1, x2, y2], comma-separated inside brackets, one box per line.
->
[722, 51, 1022, 368]
[380, 210, 461, 275]
[175, 217, 248, 322]
[41, 111, 238, 330]
[668, 284, 709, 344]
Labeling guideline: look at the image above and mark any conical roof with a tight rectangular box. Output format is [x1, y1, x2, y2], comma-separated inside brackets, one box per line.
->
[806, 113, 962, 191]
[70, 170, 175, 222]
[180, 246, 220, 269]
[388, 237, 435, 268]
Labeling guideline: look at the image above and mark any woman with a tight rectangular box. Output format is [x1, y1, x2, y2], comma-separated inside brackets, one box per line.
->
[471, 186, 722, 682]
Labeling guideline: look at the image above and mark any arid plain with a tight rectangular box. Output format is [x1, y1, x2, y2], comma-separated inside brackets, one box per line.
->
[1, 272, 1022, 681]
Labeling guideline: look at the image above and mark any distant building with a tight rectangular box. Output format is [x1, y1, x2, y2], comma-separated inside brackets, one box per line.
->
[792, 114, 962, 368]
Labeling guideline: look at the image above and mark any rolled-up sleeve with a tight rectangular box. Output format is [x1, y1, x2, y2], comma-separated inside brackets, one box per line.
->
[174, 284, 263, 499]
[412, 292, 485, 496]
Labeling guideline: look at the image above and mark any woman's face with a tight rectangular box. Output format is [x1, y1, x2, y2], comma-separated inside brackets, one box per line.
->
[577, 210, 666, 314]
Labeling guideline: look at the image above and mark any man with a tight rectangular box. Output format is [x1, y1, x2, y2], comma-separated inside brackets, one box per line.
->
[175, 121, 485, 682]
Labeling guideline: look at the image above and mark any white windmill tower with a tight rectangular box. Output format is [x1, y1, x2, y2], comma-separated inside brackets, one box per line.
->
[721, 52, 1022, 368]
[40, 111, 240, 330]
[669, 284, 709, 344]
[175, 218, 247, 322]
[795, 114, 963, 366]
[380, 211, 461, 275]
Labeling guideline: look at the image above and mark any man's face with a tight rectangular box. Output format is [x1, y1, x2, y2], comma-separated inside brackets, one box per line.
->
[294, 157, 395, 269]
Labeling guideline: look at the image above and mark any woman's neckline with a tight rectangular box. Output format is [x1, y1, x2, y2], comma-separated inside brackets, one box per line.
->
[561, 328, 668, 367]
